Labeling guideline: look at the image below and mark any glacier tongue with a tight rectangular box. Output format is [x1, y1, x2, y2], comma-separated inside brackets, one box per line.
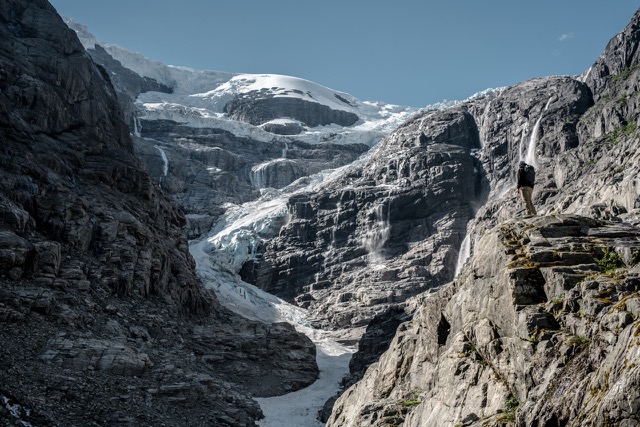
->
[189, 167, 359, 426]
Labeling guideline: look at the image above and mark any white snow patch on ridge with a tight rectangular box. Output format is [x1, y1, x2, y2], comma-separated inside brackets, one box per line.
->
[65, 17, 419, 147]
[193, 73, 359, 113]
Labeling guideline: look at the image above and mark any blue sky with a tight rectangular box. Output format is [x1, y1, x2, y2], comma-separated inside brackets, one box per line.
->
[49, 1, 640, 108]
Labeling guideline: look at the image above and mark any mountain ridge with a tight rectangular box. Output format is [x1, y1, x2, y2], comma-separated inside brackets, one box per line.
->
[2, 3, 640, 427]
[1, 2, 318, 426]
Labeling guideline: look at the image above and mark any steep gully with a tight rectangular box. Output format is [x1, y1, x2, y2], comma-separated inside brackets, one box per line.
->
[188, 149, 371, 426]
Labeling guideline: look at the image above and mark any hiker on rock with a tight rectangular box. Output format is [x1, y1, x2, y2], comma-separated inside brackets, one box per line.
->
[517, 160, 537, 216]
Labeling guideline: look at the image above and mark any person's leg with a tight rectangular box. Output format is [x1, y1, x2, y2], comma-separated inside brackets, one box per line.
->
[521, 186, 536, 215]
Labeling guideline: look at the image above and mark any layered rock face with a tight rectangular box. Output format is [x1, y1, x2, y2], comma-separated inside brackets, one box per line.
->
[325, 8, 640, 427]
[243, 74, 594, 338]
[0, 2, 317, 426]
[75, 41, 375, 241]
[328, 215, 640, 426]
[224, 92, 360, 127]
[133, 120, 368, 238]
[250, 108, 484, 333]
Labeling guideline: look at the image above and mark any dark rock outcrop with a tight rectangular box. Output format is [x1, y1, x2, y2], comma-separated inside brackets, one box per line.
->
[0, 2, 317, 426]
[261, 120, 304, 135]
[85, 44, 173, 126]
[249, 107, 484, 332]
[225, 92, 360, 127]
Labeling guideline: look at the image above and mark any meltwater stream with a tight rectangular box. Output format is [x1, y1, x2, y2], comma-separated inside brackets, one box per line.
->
[189, 165, 364, 426]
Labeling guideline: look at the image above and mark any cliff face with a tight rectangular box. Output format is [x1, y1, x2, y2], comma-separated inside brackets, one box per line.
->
[245, 74, 595, 338]
[4, 1, 640, 426]
[133, 119, 369, 239]
[0, 0, 204, 311]
[326, 8, 640, 427]
[0, 2, 317, 426]
[329, 215, 640, 427]
[251, 108, 483, 333]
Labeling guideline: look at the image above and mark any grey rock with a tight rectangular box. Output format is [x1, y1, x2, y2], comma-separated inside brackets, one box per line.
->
[225, 92, 359, 127]
[249, 108, 483, 332]
[132, 120, 369, 239]
[261, 120, 304, 135]
[324, 10, 640, 426]
[250, 158, 304, 189]
[40, 338, 152, 376]
[328, 216, 640, 427]
[0, 2, 318, 426]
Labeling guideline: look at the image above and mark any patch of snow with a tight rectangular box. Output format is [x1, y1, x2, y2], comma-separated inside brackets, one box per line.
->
[193, 73, 359, 113]
[256, 327, 354, 427]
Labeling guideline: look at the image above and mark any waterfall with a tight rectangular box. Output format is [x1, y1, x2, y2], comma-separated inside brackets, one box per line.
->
[250, 163, 268, 189]
[362, 198, 390, 267]
[282, 142, 289, 159]
[454, 233, 471, 276]
[133, 117, 141, 137]
[524, 116, 542, 168]
[522, 97, 552, 168]
[154, 146, 169, 176]
[331, 202, 342, 248]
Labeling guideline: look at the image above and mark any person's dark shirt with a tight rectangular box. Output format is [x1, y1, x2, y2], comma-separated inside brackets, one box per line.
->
[517, 165, 534, 189]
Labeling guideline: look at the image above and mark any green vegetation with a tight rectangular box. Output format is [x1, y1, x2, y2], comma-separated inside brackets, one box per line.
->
[618, 93, 629, 106]
[595, 248, 626, 274]
[400, 399, 421, 407]
[462, 342, 488, 365]
[498, 394, 520, 422]
[505, 395, 520, 412]
[606, 122, 638, 145]
[567, 335, 591, 347]
[612, 65, 640, 83]
[397, 388, 424, 409]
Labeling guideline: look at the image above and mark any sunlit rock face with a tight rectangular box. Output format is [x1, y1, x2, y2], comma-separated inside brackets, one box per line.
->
[324, 8, 640, 427]
[225, 92, 360, 127]
[242, 74, 595, 335]
[251, 108, 484, 332]
[328, 215, 640, 427]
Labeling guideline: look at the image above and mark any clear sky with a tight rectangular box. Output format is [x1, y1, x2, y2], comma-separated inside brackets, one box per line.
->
[49, 1, 640, 108]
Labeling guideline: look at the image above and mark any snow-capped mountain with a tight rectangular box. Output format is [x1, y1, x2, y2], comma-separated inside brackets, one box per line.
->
[6, 6, 640, 427]
[66, 17, 417, 147]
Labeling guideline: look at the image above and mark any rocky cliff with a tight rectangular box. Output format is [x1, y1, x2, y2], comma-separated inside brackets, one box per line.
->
[0, 1, 317, 426]
[329, 215, 640, 426]
[325, 8, 640, 427]
[244, 73, 594, 336]
[251, 107, 484, 332]
[4, 1, 640, 426]
[133, 120, 369, 239]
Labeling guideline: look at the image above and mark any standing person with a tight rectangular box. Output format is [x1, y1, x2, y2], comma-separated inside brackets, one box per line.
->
[517, 161, 537, 216]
